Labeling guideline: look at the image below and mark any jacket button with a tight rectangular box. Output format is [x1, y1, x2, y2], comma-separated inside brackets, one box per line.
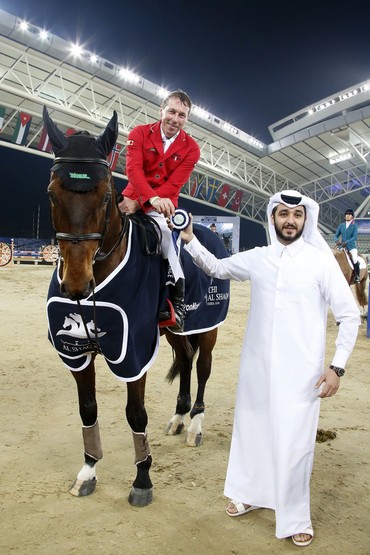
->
[159, 163, 163, 167]
[155, 174, 160, 179]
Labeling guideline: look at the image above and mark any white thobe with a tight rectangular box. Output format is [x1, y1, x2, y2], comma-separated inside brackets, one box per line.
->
[184, 236, 360, 538]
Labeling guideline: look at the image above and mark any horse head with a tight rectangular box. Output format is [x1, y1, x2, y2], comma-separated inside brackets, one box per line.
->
[43, 107, 124, 300]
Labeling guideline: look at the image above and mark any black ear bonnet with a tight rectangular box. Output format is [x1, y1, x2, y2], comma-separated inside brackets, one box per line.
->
[43, 107, 118, 191]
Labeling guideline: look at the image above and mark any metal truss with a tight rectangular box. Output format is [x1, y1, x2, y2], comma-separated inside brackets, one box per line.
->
[1, 33, 368, 233]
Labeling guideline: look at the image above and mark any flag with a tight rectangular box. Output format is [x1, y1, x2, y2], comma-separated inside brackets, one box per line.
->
[107, 143, 122, 171]
[0, 106, 5, 132]
[218, 184, 230, 207]
[37, 126, 53, 153]
[65, 128, 76, 137]
[191, 175, 206, 198]
[12, 112, 32, 145]
[205, 178, 219, 203]
[232, 189, 244, 212]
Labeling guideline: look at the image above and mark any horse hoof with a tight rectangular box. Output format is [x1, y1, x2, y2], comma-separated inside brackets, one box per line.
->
[186, 431, 203, 447]
[128, 487, 153, 507]
[70, 477, 97, 497]
[165, 421, 184, 436]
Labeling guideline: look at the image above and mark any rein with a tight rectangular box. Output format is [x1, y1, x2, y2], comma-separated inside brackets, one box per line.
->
[52, 156, 128, 262]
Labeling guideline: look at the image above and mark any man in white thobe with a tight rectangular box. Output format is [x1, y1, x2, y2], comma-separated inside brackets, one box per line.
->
[180, 190, 360, 546]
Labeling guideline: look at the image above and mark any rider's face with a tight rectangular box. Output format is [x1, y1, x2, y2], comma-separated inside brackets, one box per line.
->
[160, 97, 190, 138]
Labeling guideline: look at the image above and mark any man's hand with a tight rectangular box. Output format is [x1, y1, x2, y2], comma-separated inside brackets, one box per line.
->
[119, 197, 140, 214]
[151, 197, 175, 218]
[315, 367, 340, 398]
[180, 213, 195, 244]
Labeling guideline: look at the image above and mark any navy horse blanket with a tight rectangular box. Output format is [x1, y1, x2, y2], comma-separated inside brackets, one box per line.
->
[179, 223, 230, 335]
[47, 220, 230, 381]
[47, 219, 166, 381]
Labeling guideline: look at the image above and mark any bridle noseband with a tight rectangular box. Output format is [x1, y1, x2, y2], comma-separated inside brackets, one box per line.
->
[52, 156, 128, 262]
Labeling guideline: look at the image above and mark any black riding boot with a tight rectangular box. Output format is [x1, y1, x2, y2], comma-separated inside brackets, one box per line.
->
[353, 262, 360, 283]
[158, 278, 185, 332]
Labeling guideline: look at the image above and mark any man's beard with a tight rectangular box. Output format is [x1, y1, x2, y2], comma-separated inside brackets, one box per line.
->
[274, 224, 304, 243]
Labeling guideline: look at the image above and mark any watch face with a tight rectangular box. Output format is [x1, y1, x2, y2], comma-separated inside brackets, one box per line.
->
[331, 365, 345, 377]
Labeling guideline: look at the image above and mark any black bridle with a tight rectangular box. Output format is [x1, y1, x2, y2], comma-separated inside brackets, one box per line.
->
[51, 156, 128, 262]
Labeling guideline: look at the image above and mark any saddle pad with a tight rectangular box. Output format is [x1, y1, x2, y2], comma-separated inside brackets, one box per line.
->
[343, 250, 367, 270]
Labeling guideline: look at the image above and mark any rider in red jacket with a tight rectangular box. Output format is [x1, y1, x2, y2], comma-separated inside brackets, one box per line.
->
[119, 90, 200, 331]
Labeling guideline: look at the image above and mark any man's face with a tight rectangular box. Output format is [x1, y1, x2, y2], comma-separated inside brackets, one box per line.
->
[345, 213, 353, 222]
[160, 97, 190, 138]
[272, 204, 306, 245]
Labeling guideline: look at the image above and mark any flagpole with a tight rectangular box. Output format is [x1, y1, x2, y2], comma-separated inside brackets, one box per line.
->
[37, 204, 40, 239]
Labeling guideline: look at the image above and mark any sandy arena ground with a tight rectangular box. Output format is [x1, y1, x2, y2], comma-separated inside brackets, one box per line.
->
[0, 264, 369, 555]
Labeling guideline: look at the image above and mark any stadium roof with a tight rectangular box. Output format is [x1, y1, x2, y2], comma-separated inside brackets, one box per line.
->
[1, 7, 370, 234]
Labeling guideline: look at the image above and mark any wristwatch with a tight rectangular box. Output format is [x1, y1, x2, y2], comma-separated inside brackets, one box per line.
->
[329, 364, 345, 377]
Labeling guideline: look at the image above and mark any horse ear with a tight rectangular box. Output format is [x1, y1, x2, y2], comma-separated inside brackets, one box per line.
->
[43, 106, 68, 155]
[95, 111, 118, 157]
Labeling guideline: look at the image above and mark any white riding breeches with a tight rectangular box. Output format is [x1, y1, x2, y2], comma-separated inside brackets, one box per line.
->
[349, 248, 358, 264]
[147, 210, 184, 281]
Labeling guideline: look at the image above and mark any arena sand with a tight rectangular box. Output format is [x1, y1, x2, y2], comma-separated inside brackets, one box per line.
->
[0, 264, 369, 555]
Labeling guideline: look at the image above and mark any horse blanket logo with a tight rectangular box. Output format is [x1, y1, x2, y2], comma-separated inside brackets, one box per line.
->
[47, 220, 166, 381]
[180, 223, 230, 335]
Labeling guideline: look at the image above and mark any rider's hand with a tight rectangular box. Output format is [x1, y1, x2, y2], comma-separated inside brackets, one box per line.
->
[119, 197, 140, 215]
[151, 197, 175, 218]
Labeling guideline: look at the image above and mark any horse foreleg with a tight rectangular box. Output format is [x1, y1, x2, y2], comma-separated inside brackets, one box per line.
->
[69, 362, 101, 497]
[186, 329, 217, 447]
[70, 421, 102, 496]
[126, 375, 153, 507]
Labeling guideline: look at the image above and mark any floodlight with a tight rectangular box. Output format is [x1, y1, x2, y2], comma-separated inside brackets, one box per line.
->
[192, 106, 211, 120]
[157, 87, 170, 98]
[329, 152, 353, 164]
[69, 43, 83, 57]
[39, 30, 48, 41]
[118, 67, 140, 83]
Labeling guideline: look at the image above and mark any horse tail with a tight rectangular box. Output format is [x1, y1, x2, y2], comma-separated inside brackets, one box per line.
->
[355, 280, 368, 308]
[165, 336, 196, 383]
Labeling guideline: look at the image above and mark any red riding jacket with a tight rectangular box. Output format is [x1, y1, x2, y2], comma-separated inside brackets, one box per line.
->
[122, 121, 200, 212]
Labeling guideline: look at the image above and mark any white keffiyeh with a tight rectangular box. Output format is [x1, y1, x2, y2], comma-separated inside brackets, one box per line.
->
[267, 190, 332, 254]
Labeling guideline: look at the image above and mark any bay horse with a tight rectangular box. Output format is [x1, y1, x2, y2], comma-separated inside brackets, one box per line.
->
[332, 248, 368, 320]
[43, 107, 229, 506]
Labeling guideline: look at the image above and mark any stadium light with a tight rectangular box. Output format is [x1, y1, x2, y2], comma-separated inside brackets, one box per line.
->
[39, 30, 49, 41]
[69, 42, 83, 57]
[192, 106, 212, 120]
[157, 87, 170, 98]
[329, 152, 353, 164]
[118, 67, 141, 84]
[19, 20, 29, 31]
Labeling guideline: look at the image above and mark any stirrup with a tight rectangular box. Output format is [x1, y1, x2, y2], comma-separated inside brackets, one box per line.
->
[158, 299, 176, 329]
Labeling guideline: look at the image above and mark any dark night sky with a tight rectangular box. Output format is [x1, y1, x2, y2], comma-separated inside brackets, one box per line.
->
[1, 0, 370, 247]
